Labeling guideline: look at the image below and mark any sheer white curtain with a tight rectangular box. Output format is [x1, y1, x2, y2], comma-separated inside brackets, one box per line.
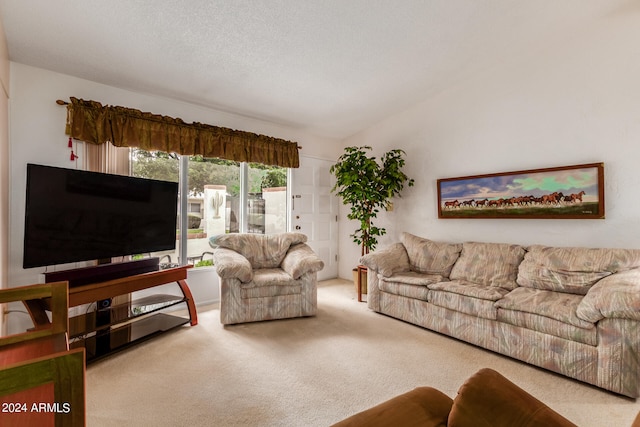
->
[83, 141, 130, 175]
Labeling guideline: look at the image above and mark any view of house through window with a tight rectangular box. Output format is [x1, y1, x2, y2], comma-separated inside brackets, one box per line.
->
[130, 148, 288, 268]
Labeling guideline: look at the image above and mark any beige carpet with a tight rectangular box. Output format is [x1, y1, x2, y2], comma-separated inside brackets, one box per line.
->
[86, 279, 640, 426]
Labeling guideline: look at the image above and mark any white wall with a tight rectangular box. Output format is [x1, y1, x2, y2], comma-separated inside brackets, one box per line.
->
[8, 63, 343, 300]
[11, 7, 640, 286]
[339, 6, 640, 278]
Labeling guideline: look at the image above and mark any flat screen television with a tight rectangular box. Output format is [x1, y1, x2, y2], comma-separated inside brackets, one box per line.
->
[23, 163, 179, 269]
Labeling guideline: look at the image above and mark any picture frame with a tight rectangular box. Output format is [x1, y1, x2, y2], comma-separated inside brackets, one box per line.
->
[437, 163, 604, 219]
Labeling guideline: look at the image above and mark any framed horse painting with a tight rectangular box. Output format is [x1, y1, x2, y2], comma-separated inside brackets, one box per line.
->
[437, 163, 604, 219]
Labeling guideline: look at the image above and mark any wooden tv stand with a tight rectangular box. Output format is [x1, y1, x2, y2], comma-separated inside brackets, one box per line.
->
[27, 265, 197, 363]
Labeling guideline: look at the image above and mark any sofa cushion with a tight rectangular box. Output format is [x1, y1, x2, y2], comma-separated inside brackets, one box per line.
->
[497, 307, 597, 346]
[382, 271, 446, 286]
[379, 272, 444, 301]
[281, 243, 325, 279]
[331, 386, 452, 427]
[400, 232, 462, 276]
[360, 242, 411, 277]
[240, 268, 301, 299]
[517, 245, 640, 295]
[213, 247, 254, 282]
[210, 232, 307, 268]
[449, 242, 526, 290]
[576, 269, 640, 323]
[496, 287, 593, 330]
[429, 280, 510, 301]
[428, 280, 511, 320]
[379, 281, 430, 301]
[448, 368, 578, 427]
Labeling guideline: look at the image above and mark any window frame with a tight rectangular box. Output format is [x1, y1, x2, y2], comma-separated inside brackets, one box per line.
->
[130, 150, 289, 267]
[177, 157, 289, 267]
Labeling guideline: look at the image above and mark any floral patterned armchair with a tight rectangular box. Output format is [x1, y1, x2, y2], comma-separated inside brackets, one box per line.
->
[210, 232, 324, 325]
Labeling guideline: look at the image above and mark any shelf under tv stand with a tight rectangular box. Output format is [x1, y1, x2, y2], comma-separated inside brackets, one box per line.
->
[70, 312, 191, 362]
[28, 265, 198, 363]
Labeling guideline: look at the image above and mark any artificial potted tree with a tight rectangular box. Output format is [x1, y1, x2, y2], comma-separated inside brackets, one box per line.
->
[330, 146, 414, 295]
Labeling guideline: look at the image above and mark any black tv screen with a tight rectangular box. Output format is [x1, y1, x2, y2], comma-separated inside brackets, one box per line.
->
[23, 163, 179, 269]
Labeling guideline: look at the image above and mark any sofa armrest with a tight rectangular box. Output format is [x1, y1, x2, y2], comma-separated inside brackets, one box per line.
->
[212, 248, 253, 282]
[448, 368, 577, 427]
[359, 243, 410, 276]
[281, 243, 324, 279]
[330, 386, 452, 427]
[576, 269, 640, 323]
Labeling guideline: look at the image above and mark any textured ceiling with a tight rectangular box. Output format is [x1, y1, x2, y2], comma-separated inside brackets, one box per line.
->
[0, 1, 629, 139]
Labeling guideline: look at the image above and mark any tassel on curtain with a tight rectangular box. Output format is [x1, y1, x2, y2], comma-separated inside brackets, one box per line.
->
[60, 97, 300, 168]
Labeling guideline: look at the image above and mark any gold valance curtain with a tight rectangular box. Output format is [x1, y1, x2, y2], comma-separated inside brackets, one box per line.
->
[64, 97, 300, 168]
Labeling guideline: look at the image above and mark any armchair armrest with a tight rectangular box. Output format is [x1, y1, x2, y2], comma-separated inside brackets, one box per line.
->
[576, 269, 640, 323]
[331, 386, 452, 427]
[359, 243, 410, 277]
[448, 368, 577, 427]
[212, 248, 253, 282]
[281, 243, 324, 279]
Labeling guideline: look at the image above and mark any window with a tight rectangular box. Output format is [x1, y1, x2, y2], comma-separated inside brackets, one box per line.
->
[130, 149, 289, 268]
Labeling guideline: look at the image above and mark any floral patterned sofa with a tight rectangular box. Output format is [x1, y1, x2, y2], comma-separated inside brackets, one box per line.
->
[360, 232, 640, 397]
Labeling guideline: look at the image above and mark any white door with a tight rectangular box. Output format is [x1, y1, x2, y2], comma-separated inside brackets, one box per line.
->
[291, 156, 339, 280]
